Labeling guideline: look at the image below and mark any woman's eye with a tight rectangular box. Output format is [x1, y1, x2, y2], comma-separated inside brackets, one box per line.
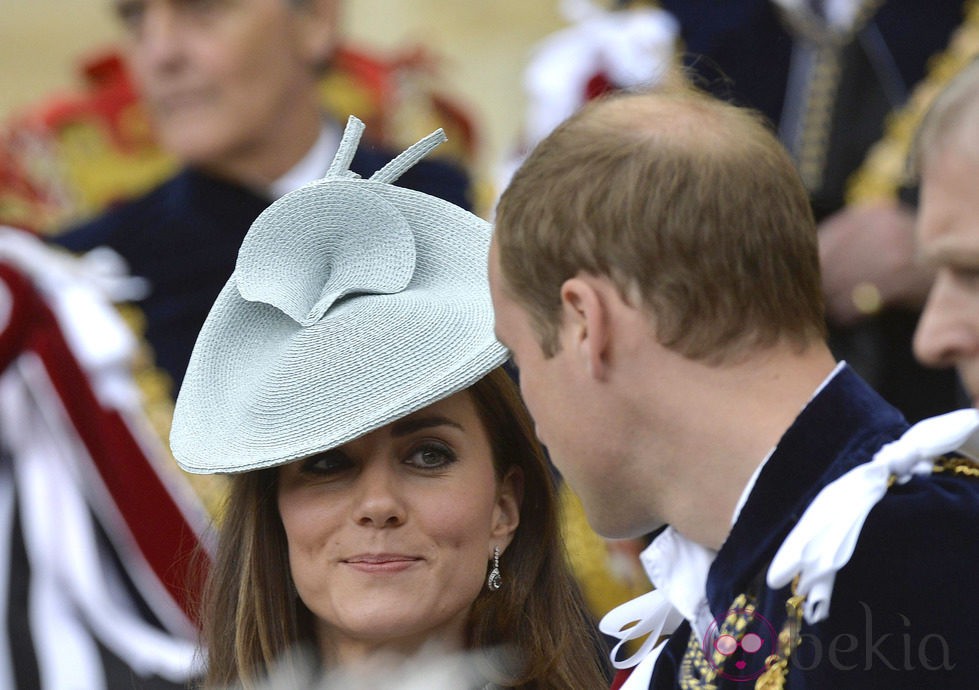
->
[300, 452, 353, 476]
[406, 443, 457, 470]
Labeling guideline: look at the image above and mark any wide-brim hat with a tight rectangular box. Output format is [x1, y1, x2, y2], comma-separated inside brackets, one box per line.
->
[170, 117, 507, 474]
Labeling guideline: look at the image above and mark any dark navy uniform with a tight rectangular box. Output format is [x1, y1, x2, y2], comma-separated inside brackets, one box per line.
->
[644, 365, 979, 688]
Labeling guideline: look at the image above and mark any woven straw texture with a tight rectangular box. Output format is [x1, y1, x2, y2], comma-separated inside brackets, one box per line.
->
[170, 118, 506, 473]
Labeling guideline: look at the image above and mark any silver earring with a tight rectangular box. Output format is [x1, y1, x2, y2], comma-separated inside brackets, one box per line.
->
[487, 546, 502, 591]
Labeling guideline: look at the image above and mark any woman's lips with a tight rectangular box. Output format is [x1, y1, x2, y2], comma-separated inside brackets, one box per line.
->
[342, 554, 422, 573]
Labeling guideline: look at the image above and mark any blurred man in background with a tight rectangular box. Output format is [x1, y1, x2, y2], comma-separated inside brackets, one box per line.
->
[913, 58, 979, 405]
[52, 0, 471, 390]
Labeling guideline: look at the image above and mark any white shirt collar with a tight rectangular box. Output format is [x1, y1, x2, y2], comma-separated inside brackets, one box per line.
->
[640, 527, 717, 640]
[268, 120, 342, 199]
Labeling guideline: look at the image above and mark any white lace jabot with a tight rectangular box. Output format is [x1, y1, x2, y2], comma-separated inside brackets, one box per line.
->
[599, 528, 715, 689]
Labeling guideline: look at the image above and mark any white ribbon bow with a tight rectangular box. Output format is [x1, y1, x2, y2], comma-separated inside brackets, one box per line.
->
[598, 527, 716, 687]
[768, 408, 979, 623]
[599, 589, 686, 690]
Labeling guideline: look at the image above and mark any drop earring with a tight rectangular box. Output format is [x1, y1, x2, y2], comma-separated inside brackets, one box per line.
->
[487, 546, 502, 591]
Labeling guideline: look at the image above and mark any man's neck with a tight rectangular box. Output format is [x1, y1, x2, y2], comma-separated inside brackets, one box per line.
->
[634, 342, 838, 550]
[267, 119, 341, 199]
[199, 101, 326, 193]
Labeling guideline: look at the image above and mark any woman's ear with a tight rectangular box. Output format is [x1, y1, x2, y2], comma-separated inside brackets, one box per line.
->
[491, 467, 523, 551]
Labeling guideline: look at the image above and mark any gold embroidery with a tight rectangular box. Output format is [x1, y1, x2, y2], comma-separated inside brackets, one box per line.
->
[775, 0, 885, 192]
[847, 0, 979, 202]
[755, 583, 805, 690]
[932, 454, 979, 478]
[680, 593, 769, 689]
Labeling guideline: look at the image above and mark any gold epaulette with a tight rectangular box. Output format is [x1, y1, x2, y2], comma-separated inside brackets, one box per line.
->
[846, 0, 979, 203]
[932, 454, 979, 478]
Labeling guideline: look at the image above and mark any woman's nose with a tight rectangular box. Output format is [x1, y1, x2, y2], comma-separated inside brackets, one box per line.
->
[353, 462, 406, 528]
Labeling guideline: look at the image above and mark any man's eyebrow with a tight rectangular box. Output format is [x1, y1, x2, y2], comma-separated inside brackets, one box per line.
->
[389, 415, 464, 437]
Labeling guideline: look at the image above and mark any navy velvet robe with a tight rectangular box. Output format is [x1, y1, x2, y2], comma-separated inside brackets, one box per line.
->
[648, 366, 979, 688]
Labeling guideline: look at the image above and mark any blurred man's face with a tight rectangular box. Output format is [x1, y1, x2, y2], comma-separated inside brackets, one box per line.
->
[113, 0, 334, 180]
[914, 143, 979, 404]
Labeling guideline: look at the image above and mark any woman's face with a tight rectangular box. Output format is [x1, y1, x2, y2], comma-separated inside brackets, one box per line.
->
[277, 389, 521, 662]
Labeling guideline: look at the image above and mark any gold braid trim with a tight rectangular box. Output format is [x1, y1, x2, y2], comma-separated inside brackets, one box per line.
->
[755, 584, 805, 690]
[678, 595, 755, 689]
[846, 0, 979, 203]
[932, 454, 979, 478]
[775, 0, 886, 193]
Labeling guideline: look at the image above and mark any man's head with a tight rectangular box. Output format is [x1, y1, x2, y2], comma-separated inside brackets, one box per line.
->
[492, 85, 825, 366]
[112, 0, 338, 184]
[911, 59, 979, 404]
[489, 85, 826, 537]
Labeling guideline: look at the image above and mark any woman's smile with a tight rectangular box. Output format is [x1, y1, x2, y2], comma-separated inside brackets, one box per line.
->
[341, 553, 423, 573]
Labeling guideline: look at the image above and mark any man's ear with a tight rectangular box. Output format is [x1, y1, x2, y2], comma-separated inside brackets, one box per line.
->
[560, 276, 611, 380]
[296, 0, 341, 69]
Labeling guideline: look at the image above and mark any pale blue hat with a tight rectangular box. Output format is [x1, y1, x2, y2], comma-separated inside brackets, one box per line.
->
[170, 117, 506, 473]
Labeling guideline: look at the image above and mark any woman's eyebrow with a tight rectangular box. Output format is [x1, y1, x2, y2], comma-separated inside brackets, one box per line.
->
[389, 415, 465, 437]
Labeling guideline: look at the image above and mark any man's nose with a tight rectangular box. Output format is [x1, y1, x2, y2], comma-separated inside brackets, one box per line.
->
[914, 272, 978, 369]
[134, 4, 186, 70]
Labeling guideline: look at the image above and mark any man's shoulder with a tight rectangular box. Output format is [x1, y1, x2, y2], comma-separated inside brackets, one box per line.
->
[51, 171, 193, 254]
[854, 457, 979, 567]
[898, 454, 979, 499]
[829, 459, 979, 634]
[768, 464, 979, 686]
